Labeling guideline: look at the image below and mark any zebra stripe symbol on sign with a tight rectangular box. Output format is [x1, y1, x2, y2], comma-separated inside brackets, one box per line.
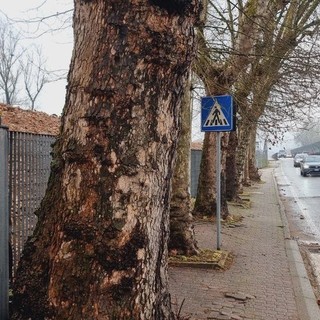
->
[204, 99, 229, 127]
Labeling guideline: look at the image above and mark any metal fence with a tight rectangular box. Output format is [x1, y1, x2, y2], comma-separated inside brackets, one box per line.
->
[8, 131, 55, 277]
[190, 146, 269, 198]
[256, 149, 268, 169]
[0, 127, 55, 319]
[190, 149, 202, 197]
[0, 125, 9, 320]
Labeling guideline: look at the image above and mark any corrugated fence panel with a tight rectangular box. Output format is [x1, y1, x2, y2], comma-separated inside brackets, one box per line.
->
[0, 125, 9, 320]
[9, 132, 55, 276]
[190, 149, 202, 198]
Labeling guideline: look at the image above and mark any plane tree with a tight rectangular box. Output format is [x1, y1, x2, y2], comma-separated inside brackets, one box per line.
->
[193, 0, 267, 216]
[0, 16, 60, 110]
[169, 78, 199, 255]
[192, 0, 320, 213]
[11, 0, 201, 319]
[259, 39, 320, 146]
[6, 0, 200, 258]
[230, 0, 320, 195]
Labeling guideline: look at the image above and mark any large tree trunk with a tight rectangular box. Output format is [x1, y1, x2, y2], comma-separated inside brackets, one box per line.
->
[11, 1, 200, 319]
[192, 131, 229, 219]
[234, 117, 254, 193]
[169, 79, 198, 256]
[193, 132, 216, 217]
[225, 130, 238, 201]
[248, 124, 260, 181]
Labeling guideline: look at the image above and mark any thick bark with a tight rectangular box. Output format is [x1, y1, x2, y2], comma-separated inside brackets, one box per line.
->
[193, 131, 229, 219]
[233, 119, 260, 191]
[193, 132, 216, 217]
[169, 80, 198, 256]
[11, 1, 200, 319]
[225, 131, 238, 201]
[220, 132, 230, 215]
[248, 124, 260, 181]
[234, 117, 254, 192]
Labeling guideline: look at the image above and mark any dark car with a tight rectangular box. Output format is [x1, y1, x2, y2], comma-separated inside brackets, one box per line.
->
[293, 153, 307, 167]
[300, 155, 320, 176]
[277, 150, 286, 158]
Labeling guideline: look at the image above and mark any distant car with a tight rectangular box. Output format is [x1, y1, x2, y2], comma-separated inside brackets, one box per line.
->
[277, 150, 287, 158]
[293, 153, 307, 167]
[300, 155, 320, 176]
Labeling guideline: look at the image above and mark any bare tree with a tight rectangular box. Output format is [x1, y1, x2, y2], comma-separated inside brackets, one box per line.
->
[0, 13, 68, 110]
[0, 10, 72, 110]
[294, 120, 320, 146]
[0, 1, 73, 39]
[0, 18, 22, 105]
[193, 0, 320, 209]
[232, 1, 320, 193]
[21, 46, 49, 110]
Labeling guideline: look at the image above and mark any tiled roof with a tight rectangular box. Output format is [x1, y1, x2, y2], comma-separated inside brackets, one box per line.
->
[0, 104, 60, 136]
[191, 140, 203, 150]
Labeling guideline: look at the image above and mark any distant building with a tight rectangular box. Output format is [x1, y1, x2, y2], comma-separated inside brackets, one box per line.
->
[291, 141, 320, 156]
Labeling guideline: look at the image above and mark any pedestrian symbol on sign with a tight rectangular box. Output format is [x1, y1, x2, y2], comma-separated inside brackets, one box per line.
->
[203, 99, 229, 127]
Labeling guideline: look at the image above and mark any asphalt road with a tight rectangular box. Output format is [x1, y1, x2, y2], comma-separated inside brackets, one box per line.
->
[276, 157, 320, 241]
[275, 158, 320, 297]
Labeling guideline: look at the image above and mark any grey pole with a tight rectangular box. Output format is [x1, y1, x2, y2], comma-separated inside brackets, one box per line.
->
[216, 131, 221, 250]
[0, 124, 9, 320]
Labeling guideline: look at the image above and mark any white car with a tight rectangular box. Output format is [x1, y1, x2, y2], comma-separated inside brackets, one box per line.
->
[293, 153, 307, 167]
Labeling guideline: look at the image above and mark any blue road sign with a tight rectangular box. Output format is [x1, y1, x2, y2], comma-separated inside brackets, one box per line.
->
[201, 95, 234, 132]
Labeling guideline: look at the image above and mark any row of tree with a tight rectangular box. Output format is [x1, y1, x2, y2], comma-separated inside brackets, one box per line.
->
[171, 0, 320, 254]
[10, 0, 320, 319]
[294, 120, 320, 146]
[193, 0, 320, 216]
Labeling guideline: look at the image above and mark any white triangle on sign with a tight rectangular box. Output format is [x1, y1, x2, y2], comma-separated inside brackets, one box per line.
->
[204, 99, 229, 127]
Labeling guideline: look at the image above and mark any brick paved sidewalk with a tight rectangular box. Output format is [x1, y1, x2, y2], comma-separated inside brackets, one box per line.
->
[169, 166, 316, 320]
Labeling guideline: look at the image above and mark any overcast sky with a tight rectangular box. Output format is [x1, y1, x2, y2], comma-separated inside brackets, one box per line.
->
[1, 1, 73, 115]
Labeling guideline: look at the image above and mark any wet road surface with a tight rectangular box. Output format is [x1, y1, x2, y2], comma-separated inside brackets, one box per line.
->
[276, 158, 320, 240]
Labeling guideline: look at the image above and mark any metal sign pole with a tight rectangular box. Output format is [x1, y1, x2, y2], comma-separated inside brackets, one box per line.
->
[201, 95, 234, 251]
[216, 131, 221, 250]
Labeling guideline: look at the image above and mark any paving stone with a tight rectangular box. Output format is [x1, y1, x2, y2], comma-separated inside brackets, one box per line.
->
[224, 293, 247, 301]
[207, 315, 230, 320]
[169, 167, 301, 320]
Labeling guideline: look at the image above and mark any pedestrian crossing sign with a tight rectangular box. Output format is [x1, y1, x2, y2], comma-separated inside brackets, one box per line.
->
[201, 95, 234, 132]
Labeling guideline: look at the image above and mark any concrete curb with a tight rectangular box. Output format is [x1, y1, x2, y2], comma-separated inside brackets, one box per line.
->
[272, 166, 320, 320]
